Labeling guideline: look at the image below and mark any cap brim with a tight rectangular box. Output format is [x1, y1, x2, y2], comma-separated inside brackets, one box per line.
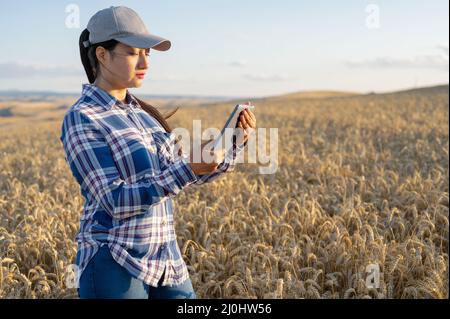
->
[113, 33, 171, 51]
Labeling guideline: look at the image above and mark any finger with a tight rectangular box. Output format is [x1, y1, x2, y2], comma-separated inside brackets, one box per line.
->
[237, 111, 246, 126]
[240, 115, 249, 129]
[243, 112, 255, 129]
[243, 111, 255, 127]
[238, 114, 245, 126]
[243, 110, 253, 123]
[239, 116, 249, 127]
[246, 109, 256, 122]
[247, 117, 256, 129]
[244, 110, 256, 127]
[243, 115, 254, 130]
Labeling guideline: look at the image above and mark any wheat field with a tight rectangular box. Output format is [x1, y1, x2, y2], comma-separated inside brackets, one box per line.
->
[0, 85, 448, 299]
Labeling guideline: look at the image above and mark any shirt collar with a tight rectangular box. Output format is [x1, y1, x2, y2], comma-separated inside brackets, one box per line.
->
[81, 83, 141, 111]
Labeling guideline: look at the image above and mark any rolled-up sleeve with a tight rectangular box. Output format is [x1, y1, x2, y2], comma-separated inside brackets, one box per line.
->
[60, 110, 198, 220]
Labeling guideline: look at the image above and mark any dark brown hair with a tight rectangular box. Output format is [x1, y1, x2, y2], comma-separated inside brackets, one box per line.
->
[79, 28, 178, 133]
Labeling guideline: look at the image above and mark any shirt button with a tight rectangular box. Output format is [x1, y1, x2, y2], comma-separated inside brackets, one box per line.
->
[149, 146, 156, 153]
[139, 128, 144, 132]
[160, 244, 166, 251]
[161, 219, 167, 226]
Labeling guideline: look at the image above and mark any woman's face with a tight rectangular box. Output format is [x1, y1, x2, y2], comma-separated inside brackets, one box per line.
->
[96, 42, 149, 89]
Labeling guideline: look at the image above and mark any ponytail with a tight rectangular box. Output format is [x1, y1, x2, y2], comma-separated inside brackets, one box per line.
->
[78, 29, 178, 133]
[79, 29, 96, 84]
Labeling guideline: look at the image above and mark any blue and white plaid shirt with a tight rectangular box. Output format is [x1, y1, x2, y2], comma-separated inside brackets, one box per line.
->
[60, 83, 245, 287]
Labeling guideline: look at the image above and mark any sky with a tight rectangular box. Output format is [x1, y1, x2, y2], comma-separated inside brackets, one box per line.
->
[0, 0, 448, 98]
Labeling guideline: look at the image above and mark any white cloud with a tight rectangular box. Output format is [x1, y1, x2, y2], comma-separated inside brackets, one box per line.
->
[150, 74, 199, 82]
[227, 60, 248, 67]
[0, 61, 82, 78]
[243, 73, 294, 82]
[437, 43, 449, 55]
[345, 45, 449, 71]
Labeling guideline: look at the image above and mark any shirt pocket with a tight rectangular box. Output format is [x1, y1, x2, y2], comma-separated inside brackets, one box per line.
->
[107, 127, 160, 183]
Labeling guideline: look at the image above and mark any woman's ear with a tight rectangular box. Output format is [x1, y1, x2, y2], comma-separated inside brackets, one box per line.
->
[95, 46, 107, 65]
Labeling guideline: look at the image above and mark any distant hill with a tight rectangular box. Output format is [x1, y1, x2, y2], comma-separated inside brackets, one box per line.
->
[270, 90, 359, 100]
[260, 84, 449, 101]
[0, 89, 241, 102]
[0, 84, 447, 108]
[1, 84, 447, 101]
[378, 84, 449, 96]
[178, 84, 449, 110]
[0, 83, 447, 127]
[0, 90, 76, 98]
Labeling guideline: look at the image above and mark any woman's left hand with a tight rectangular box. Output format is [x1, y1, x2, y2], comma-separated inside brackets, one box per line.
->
[237, 101, 257, 145]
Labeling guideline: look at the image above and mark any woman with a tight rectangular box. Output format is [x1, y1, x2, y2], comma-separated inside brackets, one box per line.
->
[59, 6, 256, 299]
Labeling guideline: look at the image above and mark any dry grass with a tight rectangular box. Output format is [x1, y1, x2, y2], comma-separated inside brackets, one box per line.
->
[0, 85, 448, 299]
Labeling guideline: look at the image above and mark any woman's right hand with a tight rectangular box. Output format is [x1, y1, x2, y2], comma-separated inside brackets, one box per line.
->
[187, 140, 225, 175]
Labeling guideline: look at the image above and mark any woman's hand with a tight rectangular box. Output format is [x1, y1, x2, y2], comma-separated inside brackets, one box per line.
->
[237, 101, 257, 146]
[187, 140, 226, 175]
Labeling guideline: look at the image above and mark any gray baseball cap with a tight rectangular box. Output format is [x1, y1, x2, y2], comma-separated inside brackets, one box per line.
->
[83, 6, 171, 51]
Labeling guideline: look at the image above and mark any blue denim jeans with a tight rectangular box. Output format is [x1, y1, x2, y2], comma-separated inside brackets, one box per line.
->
[77, 245, 197, 299]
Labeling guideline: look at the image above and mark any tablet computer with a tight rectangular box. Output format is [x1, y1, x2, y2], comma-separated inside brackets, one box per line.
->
[212, 104, 254, 153]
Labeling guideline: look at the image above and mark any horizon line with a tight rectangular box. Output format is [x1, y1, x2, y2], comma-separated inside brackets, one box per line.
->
[0, 82, 448, 99]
